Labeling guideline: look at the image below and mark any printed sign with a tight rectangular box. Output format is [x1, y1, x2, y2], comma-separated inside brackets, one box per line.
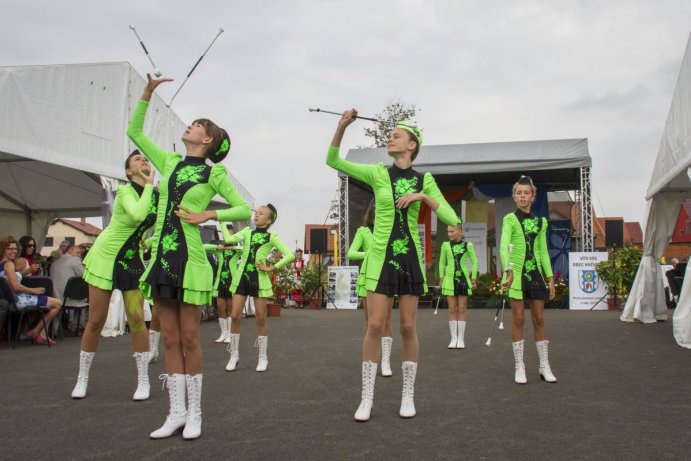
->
[568, 252, 608, 310]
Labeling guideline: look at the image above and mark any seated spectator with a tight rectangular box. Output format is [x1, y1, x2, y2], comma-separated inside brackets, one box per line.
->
[666, 258, 684, 306]
[14, 235, 42, 277]
[50, 243, 86, 331]
[0, 236, 62, 345]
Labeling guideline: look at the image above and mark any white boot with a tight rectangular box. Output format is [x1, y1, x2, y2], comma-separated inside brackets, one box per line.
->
[182, 374, 203, 440]
[148, 330, 160, 363]
[133, 352, 151, 401]
[536, 340, 558, 383]
[354, 362, 377, 422]
[71, 350, 95, 399]
[448, 321, 458, 349]
[255, 336, 268, 372]
[150, 374, 187, 439]
[512, 340, 527, 384]
[456, 321, 466, 349]
[400, 361, 418, 418]
[381, 337, 393, 377]
[225, 333, 240, 371]
[224, 318, 232, 343]
[214, 318, 228, 343]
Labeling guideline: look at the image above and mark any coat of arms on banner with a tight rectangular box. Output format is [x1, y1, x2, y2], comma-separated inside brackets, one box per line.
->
[579, 270, 598, 293]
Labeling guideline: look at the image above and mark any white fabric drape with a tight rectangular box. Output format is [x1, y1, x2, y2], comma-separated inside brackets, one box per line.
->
[673, 262, 691, 348]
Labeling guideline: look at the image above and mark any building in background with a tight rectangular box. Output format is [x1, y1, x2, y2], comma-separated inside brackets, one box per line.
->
[43, 218, 101, 254]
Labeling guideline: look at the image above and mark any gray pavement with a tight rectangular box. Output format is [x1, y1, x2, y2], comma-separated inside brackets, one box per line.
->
[2, 308, 690, 460]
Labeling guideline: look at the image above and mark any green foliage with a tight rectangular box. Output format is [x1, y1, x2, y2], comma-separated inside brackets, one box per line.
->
[300, 262, 327, 300]
[595, 245, 643, 298]
[363, 99, 419, 148]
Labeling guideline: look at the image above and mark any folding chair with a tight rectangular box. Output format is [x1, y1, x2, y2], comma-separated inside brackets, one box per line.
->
[0, 277, 51, 349]
[60, 277, 89, 338]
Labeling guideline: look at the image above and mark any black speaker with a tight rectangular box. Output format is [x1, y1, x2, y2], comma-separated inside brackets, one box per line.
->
[309, 228, 328, 254]
[605, 220, 624, 248]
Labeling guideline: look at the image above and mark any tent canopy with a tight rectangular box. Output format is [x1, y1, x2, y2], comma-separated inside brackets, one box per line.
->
[0, 62, 253, 242]
[621, 33, 691, 349]
[346, 138, 591, 189]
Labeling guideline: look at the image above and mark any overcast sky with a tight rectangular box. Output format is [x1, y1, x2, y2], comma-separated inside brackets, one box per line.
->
[4, 0, 691, 249]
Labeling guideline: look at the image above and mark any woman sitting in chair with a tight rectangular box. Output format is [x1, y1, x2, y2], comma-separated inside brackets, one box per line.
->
[0, 236, 62, 345]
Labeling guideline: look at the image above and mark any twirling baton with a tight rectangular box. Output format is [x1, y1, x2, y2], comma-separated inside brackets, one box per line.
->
[498, 244, 513, 330]
[308, 108, 418, 128]
[486, 244, 513, 346]
[168, 28, 224, 107]
[129, 25, 162, 77]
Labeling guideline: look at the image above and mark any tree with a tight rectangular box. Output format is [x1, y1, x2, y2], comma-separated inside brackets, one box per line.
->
[363, 99, 419, 148]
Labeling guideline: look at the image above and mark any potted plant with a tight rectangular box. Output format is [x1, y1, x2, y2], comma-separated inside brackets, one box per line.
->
[265, 252, 298, 317]
[595, 245, 643, 310]
[300, 261, 327, 309]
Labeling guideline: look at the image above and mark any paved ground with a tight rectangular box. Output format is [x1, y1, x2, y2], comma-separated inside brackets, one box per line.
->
[2, 307, 690, 460]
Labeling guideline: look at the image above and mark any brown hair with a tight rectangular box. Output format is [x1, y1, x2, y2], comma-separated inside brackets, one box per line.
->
[405, 131, 421, 161]
[0, 235, 19, 258]
[192, 118, 224, 158]
[363, 203, 375, 227]
[512, 175, 537, 196]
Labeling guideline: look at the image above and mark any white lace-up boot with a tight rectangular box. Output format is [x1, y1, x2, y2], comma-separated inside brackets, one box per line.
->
[150, 374, 187, 439]
[448, 321, 458, 348]
[354, 362, 378, 421]
[224, 318, 232, 343]
[132, 352, 150, 400]
[536, 340, 558, 383]
[255, 336, 268, 372]
[399, 361, 418, 418]
[148, 330, 160, 363]
[225, 333, 240, 371]
[456, 321, 466, 349]
[182, 374, 203, 440]
[381, 337, 393, 377]
[71, 351, 95, 399]
[214, 318, 228, 343]
[512, 340, 527, 384]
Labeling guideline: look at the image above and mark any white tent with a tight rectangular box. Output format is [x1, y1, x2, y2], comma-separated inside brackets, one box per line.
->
[621, 33, 691, 349]
[0, 62, 254, 248]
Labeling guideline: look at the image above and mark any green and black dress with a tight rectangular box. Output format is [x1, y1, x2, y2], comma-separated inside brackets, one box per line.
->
[83, 182, 159, 291]
[439, 240, 478, 296]
[347, 225, 373, 297]
[326, 146, 458, 296]
[127, 100, 252, 306]
[500, 209, 553, 300]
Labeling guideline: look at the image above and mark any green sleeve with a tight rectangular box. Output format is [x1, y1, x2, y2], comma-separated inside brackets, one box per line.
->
[210, 164, 252, 222]
[468, 242, 478, 279]
[270, 233, 295, 270]
[538, 217, 553, 278]
[500, 215, 514, 271]
[423, 173, 458, 227]
[203, 244, 219, 253]
[347, 228, 366, 261]
[144, 236, 154, 250]
[118, 184, 154, 223]
[127, 100, 173, 173]
[223, 226, 247, 244]
[439, 242, 448, 278]
[326, 145, 378, 186]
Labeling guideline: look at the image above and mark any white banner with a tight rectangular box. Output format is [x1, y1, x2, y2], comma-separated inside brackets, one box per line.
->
[327, 266, 359, 309]
[463, 222, 488, 274]
[569, 252, 608, 310]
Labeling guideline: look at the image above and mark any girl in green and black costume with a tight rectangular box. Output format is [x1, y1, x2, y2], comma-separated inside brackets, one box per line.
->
[327, 109, 458, 421]
[347, 200, 395, 378]
[72, 150, 159, 402]
[128, 75, 251, 440]
[204, 223, 240, 344]
[439, 220, 478, 349]
[500, 175, 557, 385]
[223, 204, 294, 373]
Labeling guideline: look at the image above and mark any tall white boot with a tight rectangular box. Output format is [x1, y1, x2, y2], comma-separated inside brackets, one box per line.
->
[456, 321, 466, 349]
[148, 330, 160, 363]
[536, 340, 558, 383]
[71, 351, 95, 399]
[354, 362, 378, 422]
[224, 318, 232, 343]
[150, 374, 187, 439]
[214, 318, 228, 343]
[183, 374, 203, 440]
[225, 333, 240, 371]
[448, 321, 458, 349]
[255, 336, 268, 372]
[400, 361, 418, 418]
[381, 337, 393, 377]
[133, 352, 151, 401]
[512, 340, 527, 384]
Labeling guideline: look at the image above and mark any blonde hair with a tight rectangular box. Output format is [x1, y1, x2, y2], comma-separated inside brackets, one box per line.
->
[512, 175, 537, 196]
